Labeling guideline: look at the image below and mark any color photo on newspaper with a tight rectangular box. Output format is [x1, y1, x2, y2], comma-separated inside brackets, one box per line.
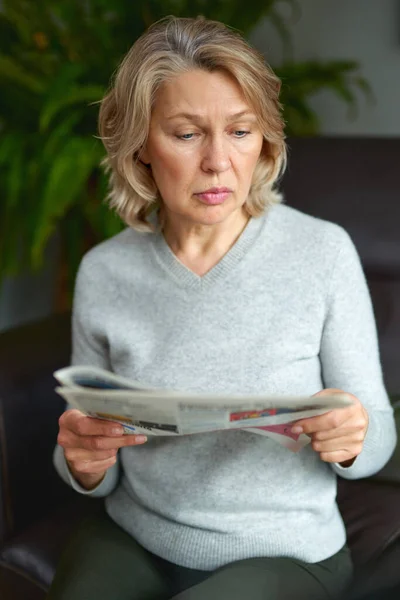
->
[229, 406, 330, 421]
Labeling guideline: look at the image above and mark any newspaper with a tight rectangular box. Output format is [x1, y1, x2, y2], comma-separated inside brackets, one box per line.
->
[54, 366, 352, 452]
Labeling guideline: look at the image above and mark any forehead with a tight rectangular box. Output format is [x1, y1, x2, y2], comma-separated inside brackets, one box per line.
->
[152, 69, 253, 119]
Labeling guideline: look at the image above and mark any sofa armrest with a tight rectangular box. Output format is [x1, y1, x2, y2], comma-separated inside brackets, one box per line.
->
[0, 313, 75, 544]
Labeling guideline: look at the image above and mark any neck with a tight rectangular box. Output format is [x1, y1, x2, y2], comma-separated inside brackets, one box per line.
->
[161, 208, 250, 276]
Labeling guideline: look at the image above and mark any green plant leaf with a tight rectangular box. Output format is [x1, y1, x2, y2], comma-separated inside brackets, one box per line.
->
[276, 58, 371, 134]
[40, 84, 105, 131]
[328, 79, 358, 119]
[0, 2, 38, 45]
[82, 170, 124, 240]
[31, 136, 105, 267]
[0, 132, 21, 167]
[41, 110, 84, 165]
[354, 76, 375, 104]
[38, 62, 92, 131]
[59, 208, 86, 304]
[6, 140, 25, 209]
[42, 62, 87, 96]
[0, 54, 45, 93]
[283, 97, 320, 136]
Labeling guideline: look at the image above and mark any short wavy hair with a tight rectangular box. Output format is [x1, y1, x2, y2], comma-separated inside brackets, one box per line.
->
[99, 16, 287, 232]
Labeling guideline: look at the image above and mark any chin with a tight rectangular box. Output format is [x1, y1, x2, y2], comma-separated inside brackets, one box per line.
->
[194, 205, 238, 226]
[203, 202, 247, 223]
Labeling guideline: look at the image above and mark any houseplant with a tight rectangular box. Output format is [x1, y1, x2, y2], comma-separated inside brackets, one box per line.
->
[0, 0, 371, 306]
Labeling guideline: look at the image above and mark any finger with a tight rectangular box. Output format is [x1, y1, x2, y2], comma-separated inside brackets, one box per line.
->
[68, 456, 118, 474]
[80, 434, 148, 451]
[61, 410, 125, 437]
[311, 423, 366, 442]
[311, 435, 364, 453]
[292, 408, 351, 435]
[312, 388, 350, 397]
[64, 447, 117, 462]
[318, 449, 362, 464]
[58, 431, 147, 451]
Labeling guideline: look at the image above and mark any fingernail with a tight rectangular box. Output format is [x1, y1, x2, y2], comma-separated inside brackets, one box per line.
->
[291, 426, 303, 434]
[112, 427, 124, 435]
[135, 435, 148, 444]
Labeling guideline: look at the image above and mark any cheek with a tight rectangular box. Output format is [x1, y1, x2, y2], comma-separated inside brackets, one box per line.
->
[151, 147, 195, 193]
[236, 149, 262, 182]
[155, 137, 197, 166]
[236, 136, 263, 169]
[152, 148, 179, 175]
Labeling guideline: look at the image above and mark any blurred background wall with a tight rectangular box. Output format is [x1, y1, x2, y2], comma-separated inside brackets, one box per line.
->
[250, 0, 400, 136]
[0, 0, 399, 332]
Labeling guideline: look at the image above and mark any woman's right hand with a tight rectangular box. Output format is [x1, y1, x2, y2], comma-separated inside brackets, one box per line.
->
[57, 408, 147, 490]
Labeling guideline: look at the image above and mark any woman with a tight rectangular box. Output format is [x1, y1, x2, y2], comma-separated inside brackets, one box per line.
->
[50, 16, 396, 600]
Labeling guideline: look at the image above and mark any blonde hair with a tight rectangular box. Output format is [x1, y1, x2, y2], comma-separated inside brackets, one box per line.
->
[99, 16, 287, 232]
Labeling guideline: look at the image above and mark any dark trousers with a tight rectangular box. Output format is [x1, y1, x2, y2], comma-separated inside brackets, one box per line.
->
[47, 512, 353, 600]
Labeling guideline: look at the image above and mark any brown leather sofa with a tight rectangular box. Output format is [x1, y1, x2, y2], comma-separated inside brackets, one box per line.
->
[0, 137, 399, 599]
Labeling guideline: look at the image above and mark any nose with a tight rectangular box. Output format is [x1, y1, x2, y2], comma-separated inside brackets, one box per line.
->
[201, 135, 231, 174]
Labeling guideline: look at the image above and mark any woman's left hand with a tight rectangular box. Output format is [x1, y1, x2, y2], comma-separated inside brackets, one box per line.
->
[291, 389, 369, 467]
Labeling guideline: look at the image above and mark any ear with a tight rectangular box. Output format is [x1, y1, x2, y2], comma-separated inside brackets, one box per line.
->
[140, 144, 150, 165]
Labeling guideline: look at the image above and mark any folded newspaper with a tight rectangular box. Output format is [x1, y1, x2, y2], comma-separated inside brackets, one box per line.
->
[54, 366, 352, 452]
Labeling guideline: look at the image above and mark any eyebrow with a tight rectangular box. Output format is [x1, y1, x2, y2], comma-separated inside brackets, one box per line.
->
[165, 110, 257, 122]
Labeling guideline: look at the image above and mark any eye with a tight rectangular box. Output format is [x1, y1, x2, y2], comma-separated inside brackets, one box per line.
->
[176, 133, 195, 140]
[233, 130, 250, 138]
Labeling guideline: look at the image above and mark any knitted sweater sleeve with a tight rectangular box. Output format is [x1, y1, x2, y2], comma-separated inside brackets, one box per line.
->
[319, 228, 396, 479]
[53, 256, 120, 497]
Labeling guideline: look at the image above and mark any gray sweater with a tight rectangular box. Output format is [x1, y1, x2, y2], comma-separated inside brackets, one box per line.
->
[54, 203, 396, 570]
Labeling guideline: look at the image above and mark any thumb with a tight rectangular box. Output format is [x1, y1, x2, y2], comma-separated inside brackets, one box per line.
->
[312, 388, 344, 398]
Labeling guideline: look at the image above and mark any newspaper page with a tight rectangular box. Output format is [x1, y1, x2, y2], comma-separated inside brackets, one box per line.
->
[54, 366, 352, 452]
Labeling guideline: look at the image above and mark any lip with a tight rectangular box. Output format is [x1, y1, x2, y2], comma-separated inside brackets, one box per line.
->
[195, 191, 232, 205]
[197, 187, 232, 194]
[194, 187, 233, 206]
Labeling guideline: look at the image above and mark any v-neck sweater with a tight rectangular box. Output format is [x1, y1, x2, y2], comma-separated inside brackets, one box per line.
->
[54, 203, 396, 570]
[150, 211, 264, 289]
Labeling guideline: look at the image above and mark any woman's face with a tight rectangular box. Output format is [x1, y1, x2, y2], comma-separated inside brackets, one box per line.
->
[141, 69, 264, 228]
